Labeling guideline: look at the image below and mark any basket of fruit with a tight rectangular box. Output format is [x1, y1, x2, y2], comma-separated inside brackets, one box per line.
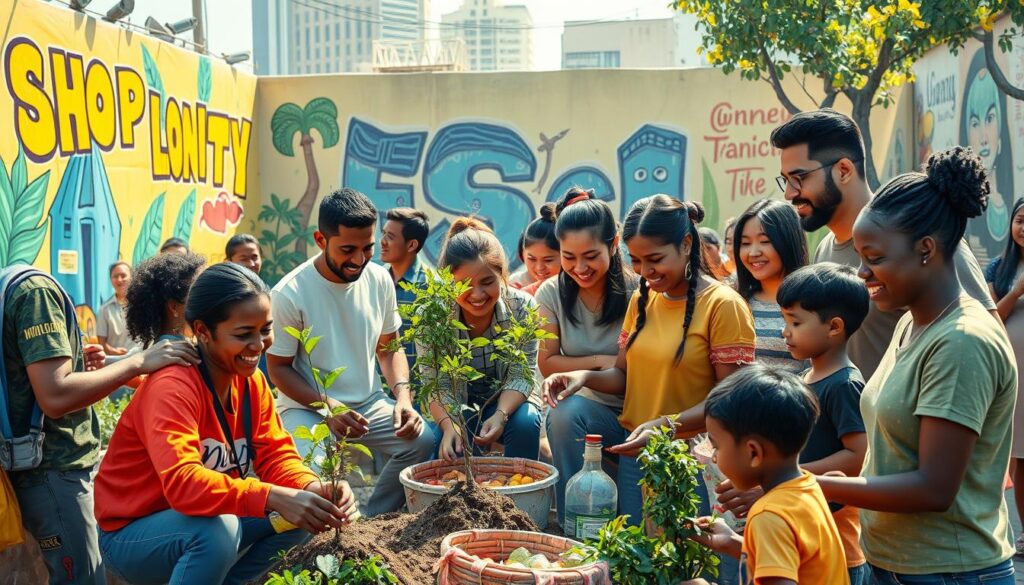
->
[435, 529, 609, 585]
[400, 457, 558, 528]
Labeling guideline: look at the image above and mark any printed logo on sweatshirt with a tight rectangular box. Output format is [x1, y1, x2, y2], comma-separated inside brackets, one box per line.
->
[200, 437, 252, 475]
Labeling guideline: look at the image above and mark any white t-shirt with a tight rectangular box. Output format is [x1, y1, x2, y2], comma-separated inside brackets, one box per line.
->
[269, 258, 401, 408]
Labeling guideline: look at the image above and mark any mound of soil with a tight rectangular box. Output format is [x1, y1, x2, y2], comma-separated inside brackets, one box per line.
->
[265, 481, 538, 584]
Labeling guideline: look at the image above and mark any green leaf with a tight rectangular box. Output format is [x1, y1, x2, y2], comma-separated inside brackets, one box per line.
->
[324, 366, 346, 389]
[283, 326, 303, 341]
[197, 55, 212, 103]
[302, 97, 340, 148]
[329, 404, 350, 416]
[450, 320, 469, 331]
[11, 145, 26, 194]
[293, 426, 315, 442]
[270, 103, 304, 157]
[7, 220, 47, 265]
[304, 335, 321, 355]
[141, 44, 166, 117]
[132, 193, 166, 265]
[11, 168, 46, 239]
[700, 158, 720, 233]
[316, 555, 340, 579]
[0, 156, 14, 264]
[312, 424, 331, 443]
[347, 442, 372, 459]
[312, 368, 324, 389]
[469, 337, 489, 348]
[172, 189, 197, 245]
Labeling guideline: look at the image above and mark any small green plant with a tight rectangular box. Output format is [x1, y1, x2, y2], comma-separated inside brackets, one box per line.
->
[285, 326, 371, 545]
[264, 555, 398, 585]
[567, 428, 718, 584]
[392, 267, 553, 483]
[95, 394, 131, 447]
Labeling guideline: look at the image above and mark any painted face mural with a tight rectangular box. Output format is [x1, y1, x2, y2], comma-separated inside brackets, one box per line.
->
[617, 124, 688, 218]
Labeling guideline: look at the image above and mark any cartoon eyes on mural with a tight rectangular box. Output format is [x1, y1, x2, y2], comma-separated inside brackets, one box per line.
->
[632, 167, 670, 183]
[633, 168, 648, 182]
[653, 167, 669, 182]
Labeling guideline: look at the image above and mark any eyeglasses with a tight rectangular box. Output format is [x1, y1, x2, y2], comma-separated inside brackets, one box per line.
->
[775, 158, 861, 192]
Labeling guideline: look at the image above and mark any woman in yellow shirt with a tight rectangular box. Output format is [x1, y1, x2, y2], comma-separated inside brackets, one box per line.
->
[543, 194, 755, 528]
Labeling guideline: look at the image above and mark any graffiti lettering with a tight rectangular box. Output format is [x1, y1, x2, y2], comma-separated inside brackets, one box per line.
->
[725, 167, 768, 200]
[3, 36, 252, 197]
[926, 71, 956, 109]
[709, 102, 790, 134]
[704, 134, 776, 163]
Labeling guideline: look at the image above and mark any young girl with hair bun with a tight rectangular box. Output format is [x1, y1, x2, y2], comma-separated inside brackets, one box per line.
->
[819, 147, 1017, 584]
[423, 217, 543, 461]
[542, 195, 756, 534]
[519, 203, 561, 296]
[537, 187, 639, 526]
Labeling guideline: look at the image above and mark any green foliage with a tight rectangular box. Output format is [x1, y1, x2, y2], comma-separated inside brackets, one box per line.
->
[699, 158, 719, 232]
[197, 56, 212, 103]
[0, 145, 49, 265]
[392, 268, 554, 481]
[258, 193, 313, 285]
[285, 326, 368, 544]
[270, 98, 340, 157]
[95, 394, 131, 448]
[141, 44, 165, 117]
[569, 428, 717, 584]
[172, 189, 197, 245]
[263, 555, 398, 585]
[132, 193, 166, 265]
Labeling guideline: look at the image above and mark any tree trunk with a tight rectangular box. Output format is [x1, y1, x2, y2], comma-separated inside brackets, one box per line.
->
[851, 97, 881, 190]
[294, 134, 319, 257]
[980, 30, 1024, 101]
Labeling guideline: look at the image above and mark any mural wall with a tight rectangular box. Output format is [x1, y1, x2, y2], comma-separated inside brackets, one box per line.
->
[0, 0, 257, 334]
[253, 70, 909, 280]
[913, 19, 1024, 266]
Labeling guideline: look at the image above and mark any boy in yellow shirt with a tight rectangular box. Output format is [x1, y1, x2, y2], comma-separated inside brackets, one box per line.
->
[693, 364, 849, 585]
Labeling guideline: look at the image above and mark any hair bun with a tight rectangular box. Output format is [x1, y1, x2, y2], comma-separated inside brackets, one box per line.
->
[925, 146, 989, 219]
[686, 201, 706, 224]
[447, 216, 492, 238]
[539, 202, 557, 222]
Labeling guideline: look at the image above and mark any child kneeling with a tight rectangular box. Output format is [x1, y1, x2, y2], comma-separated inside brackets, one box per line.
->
[693, 364, 849, 585]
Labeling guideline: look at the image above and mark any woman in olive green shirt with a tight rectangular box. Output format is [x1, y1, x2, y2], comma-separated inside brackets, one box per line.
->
[818, 147, 1016, 583]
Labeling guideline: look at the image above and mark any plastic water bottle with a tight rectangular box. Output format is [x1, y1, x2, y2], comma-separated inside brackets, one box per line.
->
[564, 434, 617, 540]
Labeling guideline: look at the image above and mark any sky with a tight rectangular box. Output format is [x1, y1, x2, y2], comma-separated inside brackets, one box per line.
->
[92, 0, 676, 71]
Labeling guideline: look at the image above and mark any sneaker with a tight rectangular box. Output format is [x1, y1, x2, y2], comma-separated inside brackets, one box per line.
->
[1015, 534, 1024, 558]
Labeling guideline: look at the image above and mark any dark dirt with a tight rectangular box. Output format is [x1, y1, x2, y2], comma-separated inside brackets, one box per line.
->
[263, 482, 539, 584]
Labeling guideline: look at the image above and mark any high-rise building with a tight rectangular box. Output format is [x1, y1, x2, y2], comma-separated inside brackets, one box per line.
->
[440, 0, 533, 72]
[561, 13, 707, 70]
[252, 0, 432, 75]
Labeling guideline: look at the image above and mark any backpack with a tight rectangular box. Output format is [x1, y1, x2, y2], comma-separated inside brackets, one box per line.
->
[0, 266, 80, 471]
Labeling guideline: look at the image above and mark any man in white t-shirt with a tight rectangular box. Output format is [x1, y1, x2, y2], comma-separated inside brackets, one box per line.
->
[268, 188, 433, 516]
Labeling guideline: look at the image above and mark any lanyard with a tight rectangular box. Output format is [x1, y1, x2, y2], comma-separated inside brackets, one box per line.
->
[197, 359, 253, 479]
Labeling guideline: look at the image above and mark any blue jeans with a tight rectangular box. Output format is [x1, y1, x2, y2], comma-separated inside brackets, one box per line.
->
[99, 509, 310, 585]
[464, 401, 541, 459]
[849, 563, 873, 585]
[545, 394, 625, 526]
[871, 559, 1014, 584]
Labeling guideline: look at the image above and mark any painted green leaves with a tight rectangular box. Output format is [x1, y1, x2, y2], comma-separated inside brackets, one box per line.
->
[141, 45, 166, 117]
[270, 98, 340, 157]
[198, 56, 211, 103]
[0, 145, 50, 265]
[173, 189, 197, 245]
[133, 193, 165, 265]
[700, 158, 720, 233]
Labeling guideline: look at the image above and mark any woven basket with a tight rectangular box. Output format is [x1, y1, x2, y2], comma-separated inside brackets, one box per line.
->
[400, 457, 559, 528]
[436, 529, 609, 585]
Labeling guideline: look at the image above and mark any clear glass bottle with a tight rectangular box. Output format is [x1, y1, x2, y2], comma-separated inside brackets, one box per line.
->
[564, 434, 618, 540]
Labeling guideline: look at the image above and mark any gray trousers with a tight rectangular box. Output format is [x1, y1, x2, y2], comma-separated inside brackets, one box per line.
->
[12, 467, 106, 585]
[280, 391, 436, 516]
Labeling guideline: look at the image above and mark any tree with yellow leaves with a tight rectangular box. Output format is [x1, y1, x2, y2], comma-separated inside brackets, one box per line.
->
[676, 0, 1020, 188]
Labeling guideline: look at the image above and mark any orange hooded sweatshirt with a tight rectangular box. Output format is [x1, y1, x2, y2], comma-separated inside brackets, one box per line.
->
[95, 364, 318, 532]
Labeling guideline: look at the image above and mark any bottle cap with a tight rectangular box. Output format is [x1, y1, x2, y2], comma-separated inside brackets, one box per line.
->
[585, 434, 602, 442]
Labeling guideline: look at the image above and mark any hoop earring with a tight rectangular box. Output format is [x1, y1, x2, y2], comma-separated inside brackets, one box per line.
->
[684, 262, 693, 279]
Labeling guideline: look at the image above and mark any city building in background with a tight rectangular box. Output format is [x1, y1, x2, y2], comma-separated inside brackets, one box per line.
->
[252, 0, 433, 74]
[562, 13, 706, 69]
[440, 0, 533, 71]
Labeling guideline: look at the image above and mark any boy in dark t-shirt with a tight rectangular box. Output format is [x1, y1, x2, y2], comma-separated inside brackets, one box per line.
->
[778, 263, 871, 585]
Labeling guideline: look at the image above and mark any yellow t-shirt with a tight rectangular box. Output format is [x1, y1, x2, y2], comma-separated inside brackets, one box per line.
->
[743, 472, 850, 585]
[618, 281, 755, 431]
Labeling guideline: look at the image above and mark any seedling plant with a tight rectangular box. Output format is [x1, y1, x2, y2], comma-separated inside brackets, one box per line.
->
[263, 554, 398, 585]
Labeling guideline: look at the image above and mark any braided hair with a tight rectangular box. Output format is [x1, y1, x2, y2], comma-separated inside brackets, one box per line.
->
[622, 195, 707, 364]
[553, 187, 629, 326]
[864, 146, 988, 260]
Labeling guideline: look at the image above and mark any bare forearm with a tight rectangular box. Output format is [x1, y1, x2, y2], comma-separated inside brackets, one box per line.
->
[377, 349, 412, 403]
[997, 292, 1021, 321]
[539, 354, 615, 377]
[818, 472, 954, 513]
[801, 449, 863, 477]
[496, 390, 527, 416]
[578, 367, 626, 395]
[43, 357, 143, 417]
[673, 400, 707, 434]
[268, 362, 324, 408]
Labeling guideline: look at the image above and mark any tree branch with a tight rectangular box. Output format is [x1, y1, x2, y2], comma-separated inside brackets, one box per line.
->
[979, 28, 1024, 100]
[760, 44, 802, 114]
[797, 73, 819, 107]
[821, 75, 838, 108]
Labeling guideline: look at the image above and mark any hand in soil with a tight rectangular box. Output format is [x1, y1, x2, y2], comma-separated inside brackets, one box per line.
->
[392, 400, 423, 439]
[439, 429, 464, 461]
[266, 485, 348, 533]
[305, 480, 359, 522]
[327, 408, 370, 439]
[473, 412, 505, 447]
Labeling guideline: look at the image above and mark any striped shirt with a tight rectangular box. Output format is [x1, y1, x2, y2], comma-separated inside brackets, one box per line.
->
[749, 297, 807, 373]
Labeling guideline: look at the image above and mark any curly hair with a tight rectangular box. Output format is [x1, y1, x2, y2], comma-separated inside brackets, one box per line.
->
[126, 252, 207, 347]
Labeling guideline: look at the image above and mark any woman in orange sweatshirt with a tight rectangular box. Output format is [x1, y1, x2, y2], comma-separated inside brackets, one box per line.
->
[95, 263, 357, 585]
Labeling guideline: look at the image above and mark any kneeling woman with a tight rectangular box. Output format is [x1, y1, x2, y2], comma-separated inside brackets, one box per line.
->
[425, 218, 543, 461]
[95, 263, 356, 585]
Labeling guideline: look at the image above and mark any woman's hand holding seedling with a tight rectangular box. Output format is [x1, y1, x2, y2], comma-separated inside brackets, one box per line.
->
[541, 370, 587, 408]
[266, 485, 348, 534]
[306, 480, 359, 521]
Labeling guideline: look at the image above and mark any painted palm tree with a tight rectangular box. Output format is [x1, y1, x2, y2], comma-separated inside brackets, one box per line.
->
[270, 97, 340, 255]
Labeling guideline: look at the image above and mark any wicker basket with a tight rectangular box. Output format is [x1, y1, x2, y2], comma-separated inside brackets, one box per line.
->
[400, 457, 558, 528]
[435, 529, 609, 585]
